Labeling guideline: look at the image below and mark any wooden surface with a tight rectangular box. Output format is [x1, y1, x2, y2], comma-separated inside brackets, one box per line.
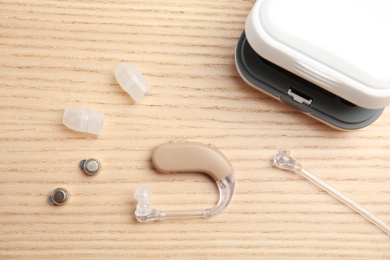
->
[1, 1, 390, 259]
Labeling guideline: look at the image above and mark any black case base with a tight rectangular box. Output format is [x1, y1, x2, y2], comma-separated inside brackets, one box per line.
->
[235, 31, 383, 130]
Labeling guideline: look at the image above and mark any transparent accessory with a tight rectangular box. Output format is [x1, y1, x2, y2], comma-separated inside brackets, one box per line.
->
[134, 173, 235, 223]
[274, 150, 390, 235]
[114, 62, 151, 102]
[62, 107, 104, 135]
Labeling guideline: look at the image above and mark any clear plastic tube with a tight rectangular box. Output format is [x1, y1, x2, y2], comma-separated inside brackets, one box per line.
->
[134, 173, 235, 222]
[274, 150, 390, 235]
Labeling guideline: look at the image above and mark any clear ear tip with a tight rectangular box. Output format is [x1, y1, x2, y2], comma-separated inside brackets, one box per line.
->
[134, 187, 151, 200]
[274, 150, 302, 172]
[62, 107, 104, 135]
[134, 187, 154, 218]
[114, 62, 151, 102]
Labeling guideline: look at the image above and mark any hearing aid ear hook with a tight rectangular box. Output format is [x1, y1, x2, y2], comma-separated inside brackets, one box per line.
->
[134, 141, 235, 222]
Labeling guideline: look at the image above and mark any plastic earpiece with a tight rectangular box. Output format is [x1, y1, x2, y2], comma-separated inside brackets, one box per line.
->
[134, 141, 235, 222]
[274, 150, 390, 235]
[133, 187, 159, 222]
[62, 107, 104, 135]
[114, 62, 151, 102]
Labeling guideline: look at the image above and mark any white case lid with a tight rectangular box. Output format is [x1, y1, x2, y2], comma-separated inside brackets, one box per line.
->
[245, 0, 390, 109]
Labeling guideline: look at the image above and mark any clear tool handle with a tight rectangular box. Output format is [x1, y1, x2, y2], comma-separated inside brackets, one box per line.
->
[274, 150, 390, 235]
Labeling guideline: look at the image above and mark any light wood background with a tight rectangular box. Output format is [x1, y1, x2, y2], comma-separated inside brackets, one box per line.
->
[1, 1, 390, 259]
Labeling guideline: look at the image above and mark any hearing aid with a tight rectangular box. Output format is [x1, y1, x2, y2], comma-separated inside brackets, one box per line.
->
[134, 141, 235, 222]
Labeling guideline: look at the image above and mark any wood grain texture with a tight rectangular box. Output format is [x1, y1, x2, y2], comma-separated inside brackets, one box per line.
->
[1, 0, 389, 259]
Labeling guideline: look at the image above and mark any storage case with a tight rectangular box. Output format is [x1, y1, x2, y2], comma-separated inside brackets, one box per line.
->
[235, 0, 390, 129]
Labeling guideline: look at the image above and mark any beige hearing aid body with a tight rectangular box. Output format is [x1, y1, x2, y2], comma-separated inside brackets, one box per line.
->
[152, 141, 233, 181]
[134, 141, 235, 223]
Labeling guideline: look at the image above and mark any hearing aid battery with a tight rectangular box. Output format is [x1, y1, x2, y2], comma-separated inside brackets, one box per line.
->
[79, 158, 101, 176]
[47, 187, 69, 206]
